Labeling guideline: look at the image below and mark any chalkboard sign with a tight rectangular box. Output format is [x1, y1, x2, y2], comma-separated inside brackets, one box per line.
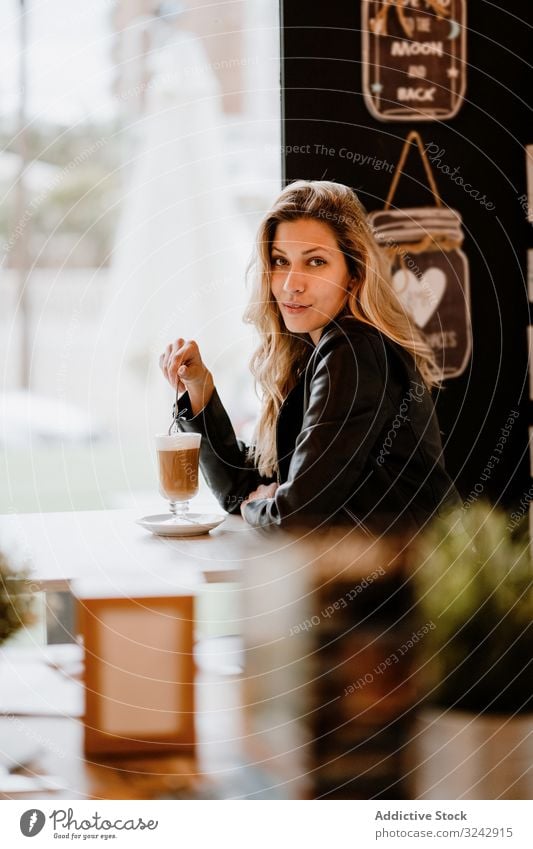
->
[362, 0, 467, 122]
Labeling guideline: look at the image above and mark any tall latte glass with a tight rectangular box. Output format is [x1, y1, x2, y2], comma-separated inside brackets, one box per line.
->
[155, 432, 202, 519]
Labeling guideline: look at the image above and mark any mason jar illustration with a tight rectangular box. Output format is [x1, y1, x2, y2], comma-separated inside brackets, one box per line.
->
[369, 205, 471, 379]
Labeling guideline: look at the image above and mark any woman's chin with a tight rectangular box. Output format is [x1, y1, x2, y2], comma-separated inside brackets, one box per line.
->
[283, 316, 307, 329]
[282, 320, 313, 338]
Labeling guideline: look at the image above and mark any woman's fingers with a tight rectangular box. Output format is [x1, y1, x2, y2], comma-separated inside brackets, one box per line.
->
[159, 338, 184, 382]
[169, 340, 200, 385]
[241, 483, 279, 517]
[167, 341, 188, 385]
[159, 338, 199, 389]
[244, 482, 279, 503]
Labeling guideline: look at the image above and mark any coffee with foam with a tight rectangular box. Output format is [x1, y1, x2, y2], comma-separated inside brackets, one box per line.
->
[156, 433, 201, 502]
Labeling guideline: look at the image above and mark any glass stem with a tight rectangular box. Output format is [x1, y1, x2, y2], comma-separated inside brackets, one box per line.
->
[169, 500, 189, 518]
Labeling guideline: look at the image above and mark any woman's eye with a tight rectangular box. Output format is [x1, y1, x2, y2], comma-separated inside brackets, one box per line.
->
[271, 256, 326, 267]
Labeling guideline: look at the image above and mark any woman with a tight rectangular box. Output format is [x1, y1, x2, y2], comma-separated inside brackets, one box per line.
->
[159, 180, 460, 535]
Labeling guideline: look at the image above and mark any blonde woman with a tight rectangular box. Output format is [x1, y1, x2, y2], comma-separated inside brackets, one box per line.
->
[159, 180, 460, 534]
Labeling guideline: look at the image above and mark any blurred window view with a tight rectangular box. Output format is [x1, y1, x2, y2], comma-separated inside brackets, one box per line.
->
[0, 0, 281, 513]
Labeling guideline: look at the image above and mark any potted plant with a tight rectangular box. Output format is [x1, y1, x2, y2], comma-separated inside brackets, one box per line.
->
[413, 501, 533, 714]
[0, 549, 35, 646]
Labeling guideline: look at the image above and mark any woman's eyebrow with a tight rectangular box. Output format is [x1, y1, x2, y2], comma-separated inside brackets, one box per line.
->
[271, 245, 333, 255]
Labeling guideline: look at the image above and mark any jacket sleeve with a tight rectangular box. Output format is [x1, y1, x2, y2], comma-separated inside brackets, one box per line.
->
[176, 388, 275, 513]
[242, 331, 394, 529]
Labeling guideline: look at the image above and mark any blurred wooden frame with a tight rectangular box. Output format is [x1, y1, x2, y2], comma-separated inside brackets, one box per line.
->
[77, 593, 195, 757]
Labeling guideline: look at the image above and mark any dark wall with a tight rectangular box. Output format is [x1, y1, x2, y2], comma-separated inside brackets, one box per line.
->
[280, 1, 533, 509]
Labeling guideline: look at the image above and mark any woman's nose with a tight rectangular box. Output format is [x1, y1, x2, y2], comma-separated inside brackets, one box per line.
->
[282, 269, 305, 293]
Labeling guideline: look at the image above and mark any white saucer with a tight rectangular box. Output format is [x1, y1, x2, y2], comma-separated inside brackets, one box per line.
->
[136, 513, 227, 537]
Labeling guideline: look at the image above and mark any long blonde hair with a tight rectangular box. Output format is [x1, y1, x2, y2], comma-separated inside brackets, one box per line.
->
[243, 179, 440, 478]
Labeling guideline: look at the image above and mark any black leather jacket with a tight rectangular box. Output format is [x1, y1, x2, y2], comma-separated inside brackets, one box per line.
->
[177, 316, 460, 534]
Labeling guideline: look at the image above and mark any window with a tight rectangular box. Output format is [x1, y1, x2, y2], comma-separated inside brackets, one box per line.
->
[1, 0, 281, 513]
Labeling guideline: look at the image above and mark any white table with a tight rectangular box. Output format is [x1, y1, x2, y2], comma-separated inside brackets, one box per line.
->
[0, 508, 257, 592]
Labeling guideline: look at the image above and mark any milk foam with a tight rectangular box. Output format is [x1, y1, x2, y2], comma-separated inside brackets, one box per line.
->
[155, 433, 201, 451]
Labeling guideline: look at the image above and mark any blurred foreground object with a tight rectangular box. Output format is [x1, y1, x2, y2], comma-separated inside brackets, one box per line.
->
[414, 502, 533, 714]
[241, 527, 421, 799]
[75, 578, 195, 756]
[0, 546, 35, 646]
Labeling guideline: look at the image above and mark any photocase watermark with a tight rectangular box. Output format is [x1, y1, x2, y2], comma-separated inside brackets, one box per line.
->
[376, 380, 426, 466]
[263, 143, 394, 173]
[178, 453, 198, 489]
[7, 714, 66, 761]
[507, 483, 533, 530]
[343, 620, 436, 696]
[0, 136, 108, 266]
[316, 144, 394, 173]
[317, 207, 361, 230]
[367, 218, 427, 290]
[424, 143, 496, 212]
[51, 807, 158, 835]
[518, 193, 533, 223]
[117, 55, 260, 103]
[20, 809, 46, 837]
[315, 210, 426, 289]
[289, 566, 386, 636]
[19, 805, 159, 838]
[462, 409, 519, 510]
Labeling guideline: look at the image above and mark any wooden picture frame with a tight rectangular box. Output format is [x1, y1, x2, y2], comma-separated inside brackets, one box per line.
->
[76, 589, 195, 757]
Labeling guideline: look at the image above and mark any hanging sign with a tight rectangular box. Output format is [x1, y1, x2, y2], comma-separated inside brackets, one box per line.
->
[368, 131, 471, 379]
[362, 0, 467, 122]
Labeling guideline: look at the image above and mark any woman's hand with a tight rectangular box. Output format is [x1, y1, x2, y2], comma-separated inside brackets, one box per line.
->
[240, 483, 279, 516]
[159, 338, 214, 415]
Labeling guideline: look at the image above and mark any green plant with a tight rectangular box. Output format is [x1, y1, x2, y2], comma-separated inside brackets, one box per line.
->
[0, 550, 35, 645]
[413, 501, 533, 713]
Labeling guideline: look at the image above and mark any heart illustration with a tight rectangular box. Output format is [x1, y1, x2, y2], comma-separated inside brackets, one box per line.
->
[392, 267, 446, 328]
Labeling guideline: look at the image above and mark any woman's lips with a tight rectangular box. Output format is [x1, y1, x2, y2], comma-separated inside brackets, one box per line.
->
[282, 302, 310, 314]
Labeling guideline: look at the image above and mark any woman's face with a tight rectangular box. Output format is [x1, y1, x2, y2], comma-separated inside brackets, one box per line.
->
[270, 218, 354, 345]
